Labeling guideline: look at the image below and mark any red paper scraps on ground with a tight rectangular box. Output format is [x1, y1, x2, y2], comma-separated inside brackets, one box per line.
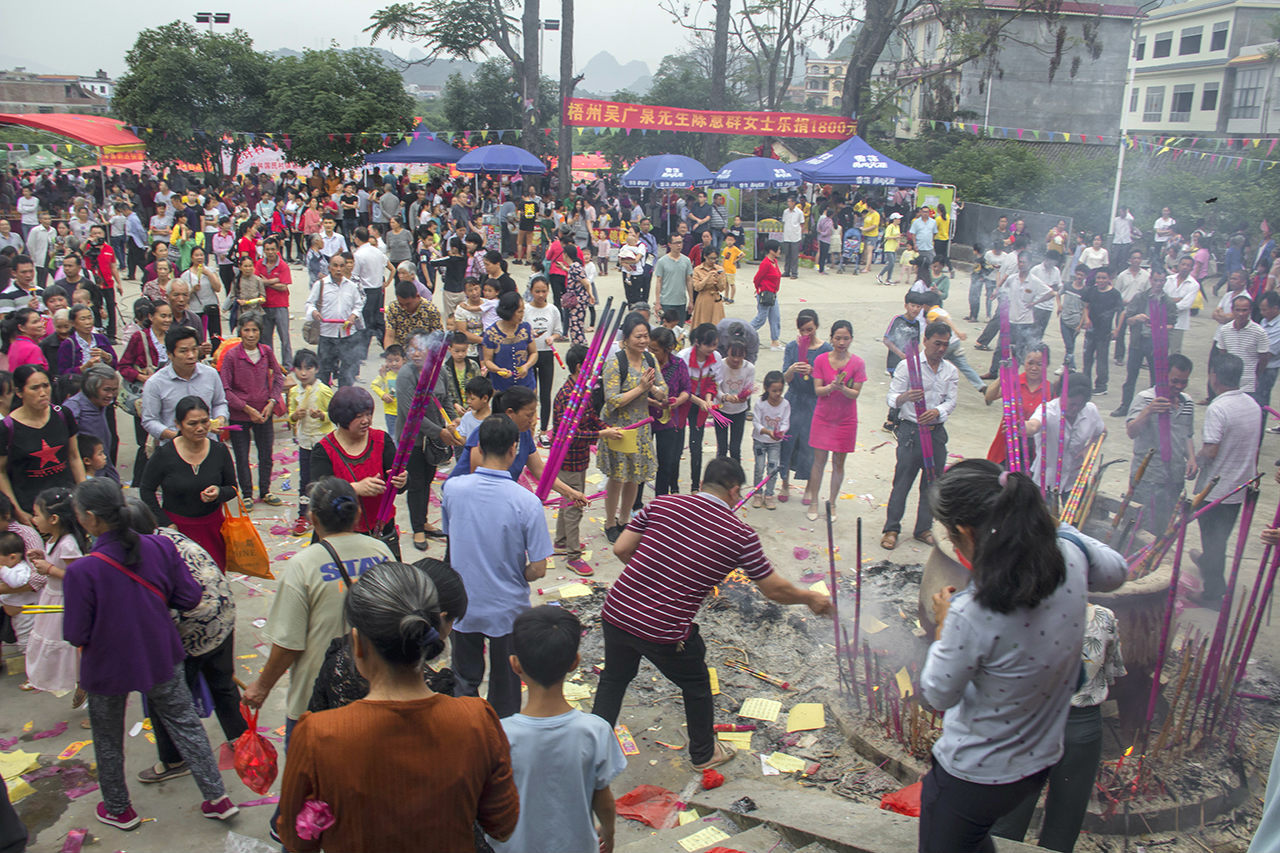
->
[615, 784, 682, 829]
[880, 780, 922, 817]
[32, 721, 68, 740]
[701, 768, 725, 790]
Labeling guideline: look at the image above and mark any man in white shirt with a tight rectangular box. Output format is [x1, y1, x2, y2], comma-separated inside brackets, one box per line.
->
[0, 218, 24, 253]
[881, 322, 959, 550]
[1026, 372, 1106, 492]
[1152, 206, 1176, 258]
[16, 186, 39, 237]
[1195, 353, 1261, 606]
[318, 214, 348, 262]
[305, 252, 366, 387]
[1028, 251, 1062, 342]
[780, 198, 804, 279]
[1211, 294, 1270, 396]
[1007, 252, 1056, 359]
[25, 212, 55, 288]
[1112, 248, 1150, 364]
[908, 208, 938, 268]
[1258, 291, 1280, 409]
[351, 227, 391, 360]
[1162, 256, 1199, 354]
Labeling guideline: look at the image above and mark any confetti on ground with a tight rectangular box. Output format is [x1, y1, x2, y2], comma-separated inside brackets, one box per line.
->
[237, 795, 280, 808]
[717, 731, 753, 750]
[793, 546, 811, 560]
[57, 741, 91, 760]
[862, 615, 889, 634]
[32, 721, 68, 740]
[708, 667, 720, 695]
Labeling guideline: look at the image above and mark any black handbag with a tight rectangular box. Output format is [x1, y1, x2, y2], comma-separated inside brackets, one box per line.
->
[758, 289, 777, 307]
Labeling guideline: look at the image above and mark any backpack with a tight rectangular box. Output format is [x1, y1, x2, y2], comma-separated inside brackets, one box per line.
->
[590, 349, 656, 415]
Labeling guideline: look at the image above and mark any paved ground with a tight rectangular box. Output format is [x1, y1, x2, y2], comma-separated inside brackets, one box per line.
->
[3, 253, 1276, 851]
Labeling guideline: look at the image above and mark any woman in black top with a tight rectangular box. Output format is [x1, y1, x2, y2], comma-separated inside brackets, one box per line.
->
[140, 395, 237, 569]
[0, 365, 85, 522]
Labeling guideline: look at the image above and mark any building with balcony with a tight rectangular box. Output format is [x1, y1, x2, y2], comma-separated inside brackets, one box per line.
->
[0, 69, 111, 114]
[1126, 0, 1280, 136]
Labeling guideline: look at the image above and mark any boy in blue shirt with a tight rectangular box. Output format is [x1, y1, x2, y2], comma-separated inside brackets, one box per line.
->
[490, 606, 626, 853]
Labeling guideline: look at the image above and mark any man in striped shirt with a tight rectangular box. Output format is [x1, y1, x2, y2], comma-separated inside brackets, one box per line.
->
[1125, 353, 1197, 534]
[591, 458, 831, 771]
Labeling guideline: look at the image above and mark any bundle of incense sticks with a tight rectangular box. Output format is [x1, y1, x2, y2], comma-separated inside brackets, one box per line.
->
[1060, 436, 1104, 526]
[1222, 504, 1280, 718]
[621, 416, 654, 431]
[732, 466, 779, 510]
[1038, 347, 1051, 493]
[1111, 449, 1155, 545]
[537, 299, 624, 500]
[1148, 297, 1173, 464]
[543, 489, 606, 508]
[1143, 501, 1191, 744]
[708, 406, 732, 428]
[904, 340, 936, 483]
[998, 359, 1024, 472]
[552, 347, 567, 369]
[1009, 361, 1030, 473]
[1052, 368, 1070, 505]
[798, 332, 810, 366]
[373, 333, 449, 528]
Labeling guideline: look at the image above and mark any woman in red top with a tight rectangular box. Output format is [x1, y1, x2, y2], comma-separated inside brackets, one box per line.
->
[236, 217, 260, 266]
[311, 386, 408, 558]
[120, 298, 173, 483]
[983, 347, 1047, 465]
[543, 231, 572, 323]
[752, 239, 783, 350]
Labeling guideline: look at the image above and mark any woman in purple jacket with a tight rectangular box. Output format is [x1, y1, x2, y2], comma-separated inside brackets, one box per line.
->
[219, 310, 285, 505]
[63, 478, 239, 831]
[56, 304, 117, 377]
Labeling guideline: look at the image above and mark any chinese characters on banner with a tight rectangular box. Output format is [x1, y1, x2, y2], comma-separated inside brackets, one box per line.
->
[563, 98, 856, 139]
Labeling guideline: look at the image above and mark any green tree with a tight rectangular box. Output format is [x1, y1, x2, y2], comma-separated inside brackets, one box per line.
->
[438, 59, 556, 138]
[113, 21, 271, 177]
[267, 48, 415, 168]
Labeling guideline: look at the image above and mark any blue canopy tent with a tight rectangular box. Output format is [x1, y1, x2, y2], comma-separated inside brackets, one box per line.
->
[621, 154, 714, 236]
[363, 131, 462, 165]
[712, 157, 801, 190]
[793, 135, 931, 187]
[455, 144, 547, 175]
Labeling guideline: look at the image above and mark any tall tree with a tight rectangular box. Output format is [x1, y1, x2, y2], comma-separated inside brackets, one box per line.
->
[439, 59, 557, 137]
[113, 21, 271, 178]
[366, 0, 543, 152]
[557, 0, 583, 192]
[267, 48, 415, 168]
[703, 0, 733, 165]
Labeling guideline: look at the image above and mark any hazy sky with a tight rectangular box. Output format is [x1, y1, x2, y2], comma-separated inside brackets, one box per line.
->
[1, 0, 699, 77]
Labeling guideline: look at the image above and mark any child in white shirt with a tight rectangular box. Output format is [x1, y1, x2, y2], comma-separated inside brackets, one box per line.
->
[713, 340, 755, 464]
[0, 532, 38, 651]
[751, 370, 791, 509]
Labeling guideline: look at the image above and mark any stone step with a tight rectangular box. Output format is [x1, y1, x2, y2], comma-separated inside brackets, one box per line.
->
[615, 815, 742, 853]
[713, 824, 792, 852]
[793, 844, 840, 853]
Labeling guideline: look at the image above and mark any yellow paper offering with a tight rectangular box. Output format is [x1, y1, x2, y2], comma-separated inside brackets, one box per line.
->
[862, 615, 889, 634]
[716, 730, 753, 750]
[0, 750, 40, 783]
[896, 667, 915, 698]
[809, 580, 830, 595]
[737, 697, 782, 722]
[707, 666, 721, 695]
[605, 428, 638, 454]
[765, 751, 809, 773]
[5, 779, 34, 803]
[678, 809, 700, 826]
[678, 826, 731, 851]
[559, 583, 593, 599]
[786, 703, 826, 733]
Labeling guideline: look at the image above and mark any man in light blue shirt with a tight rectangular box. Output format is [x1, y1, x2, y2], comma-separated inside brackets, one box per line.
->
[140, 326, 229, 442]
[909, 208, 938, 267]
[441, 415, 553, 717]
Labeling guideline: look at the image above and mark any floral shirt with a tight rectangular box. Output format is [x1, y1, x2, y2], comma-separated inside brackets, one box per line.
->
[154, 527, 236, 657]
[1073, 603, 1125, 708]
[385, 299, 443, 348]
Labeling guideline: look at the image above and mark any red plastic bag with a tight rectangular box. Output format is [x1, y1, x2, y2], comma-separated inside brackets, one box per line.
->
[615, 784, 682, 829]
[233, 704, 278, 795]
[880, 780, 922, 817]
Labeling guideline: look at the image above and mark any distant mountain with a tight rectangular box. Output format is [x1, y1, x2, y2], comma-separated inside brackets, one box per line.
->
[267, 46, 477, 89]
[579, 51, 651, 96]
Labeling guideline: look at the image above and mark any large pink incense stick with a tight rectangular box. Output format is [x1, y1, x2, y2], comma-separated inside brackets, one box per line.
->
[1052, 368, 1070, 503]
[733, 467, 779, 511]
[825, 500, 845, 695]
[373, 334, 447, 527]
[1197, 485, 1260, 712]
[1039, 346, 1050, 494]
[620, 416, 654, 431]
[854, 516, 862, 703]
[1144, 501, 1190, 734]
[905, 340, 936, 483]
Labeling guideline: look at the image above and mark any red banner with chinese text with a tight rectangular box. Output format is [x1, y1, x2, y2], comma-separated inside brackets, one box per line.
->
[563, 98, 855, 139]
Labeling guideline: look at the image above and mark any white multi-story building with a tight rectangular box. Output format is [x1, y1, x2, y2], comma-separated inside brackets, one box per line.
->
[1126, 0, 1280, 135]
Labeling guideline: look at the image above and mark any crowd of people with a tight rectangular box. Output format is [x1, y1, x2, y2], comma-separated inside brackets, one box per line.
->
[0, 159, 1277, 853]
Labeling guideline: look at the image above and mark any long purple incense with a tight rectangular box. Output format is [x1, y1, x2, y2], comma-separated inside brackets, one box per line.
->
[824, 500, 844, 692]
[1039, 346, 1050, 494]
[1149, 297, 1173, 464]
[1052, 368, 1070, 502]
[1197, 486, 1260, 712]
[999, 360, 1021, 471]
[905, 340, 936, 483]
[1224, 500, 1280, 691]
[373, 333, 447, 527]
[1010, 364, 1029, 473]
[733, 467, 779, 511]
[854, 516, 862, 689]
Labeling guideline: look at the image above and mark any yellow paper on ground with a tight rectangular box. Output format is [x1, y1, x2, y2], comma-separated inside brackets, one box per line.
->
[5, 779, 34, 803]
[737, 697, 782, 722]
[786, 703, 826, 732]
[605, 429, 638, 454]
[716, 731, 753, 750]
[678, 826, 731, 851]
[862, 615, 889, 634]
[678, 809, 700, 826]
[765, 751, 809, 773]
[707, 666, 720, 695]
[809, 580, 830, 595]
[559, 583, 592, 599]
[896, 667, 914, 698]
[564, 682, 593, 703]
[0, 750, 39, 782]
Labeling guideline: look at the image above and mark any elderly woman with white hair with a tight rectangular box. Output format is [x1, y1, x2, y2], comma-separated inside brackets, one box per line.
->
[395, 259, 431, 300]
[63, 364, 122, 482]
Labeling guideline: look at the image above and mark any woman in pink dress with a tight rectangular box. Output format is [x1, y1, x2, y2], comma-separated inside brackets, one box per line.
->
[2, 308, 50, 371]
[806, 320, 865, 521]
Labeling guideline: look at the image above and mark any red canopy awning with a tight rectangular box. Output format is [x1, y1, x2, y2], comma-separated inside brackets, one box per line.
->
[0, 113, 146, 153]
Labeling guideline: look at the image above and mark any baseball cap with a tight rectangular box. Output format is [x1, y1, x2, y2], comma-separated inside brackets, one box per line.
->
[889, 212, 902, 220]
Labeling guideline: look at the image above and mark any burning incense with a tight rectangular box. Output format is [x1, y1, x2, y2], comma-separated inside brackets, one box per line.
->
[373, 332, 447, 528]
[1143, 501, 1191, 741]
[1149, 297, 1173, 464]
[1052, 368, 1070, 505]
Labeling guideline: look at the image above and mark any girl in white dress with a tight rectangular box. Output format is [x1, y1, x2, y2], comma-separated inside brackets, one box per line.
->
[24, 487, 88, 699]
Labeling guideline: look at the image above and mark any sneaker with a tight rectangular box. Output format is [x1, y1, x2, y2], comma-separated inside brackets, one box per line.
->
[1110, 406, 1128, 418]
[260, 493, 283, 507]
[567, 559, 594, 577]
[764, 495, 777, 510]
[201, 795, 240, 821]
[1093, 386, 1107, 395]
[770, 343, 785, 351]
[137, 761, 191, 783]
[752, 494, 764, 509]
[97, 802, 141, 831]
[291, 516, 311, 536]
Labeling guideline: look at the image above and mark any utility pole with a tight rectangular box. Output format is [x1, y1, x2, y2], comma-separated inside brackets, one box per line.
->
[1111, 1, 1161, 228]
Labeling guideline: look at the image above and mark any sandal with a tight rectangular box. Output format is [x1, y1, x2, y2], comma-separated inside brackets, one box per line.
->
[806, 507, 818, 522]
[881, 531, 899, 550]
[914, 530, 937, 546]
[692, 742, 737, 771]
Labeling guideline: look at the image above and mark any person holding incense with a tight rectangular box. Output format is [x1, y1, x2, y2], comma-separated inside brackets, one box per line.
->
[482, 292, 538, 394]
[598, 314, 669, 544]
[1194, 352, 1261, 608]
[397, 329, 456, 550]
[779, 310, 831, 503]
[920, 459, 1126, 853]
[1125, 352, 1197, 534]
[553, 344, 625, 577]
[648, 326, 691, 498]
[311, 386, 408, 559]
[880, 322, 957, 551]
[983, 346, 1046, 466]
[678, 323, 724, 493]
[592, 456, 832, 771]
[1026, 372, 1105, 494]
[806, 320, 866, 522]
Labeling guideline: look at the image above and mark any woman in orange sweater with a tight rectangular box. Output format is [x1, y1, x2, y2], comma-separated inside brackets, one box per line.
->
[278, 561, 518, 852]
